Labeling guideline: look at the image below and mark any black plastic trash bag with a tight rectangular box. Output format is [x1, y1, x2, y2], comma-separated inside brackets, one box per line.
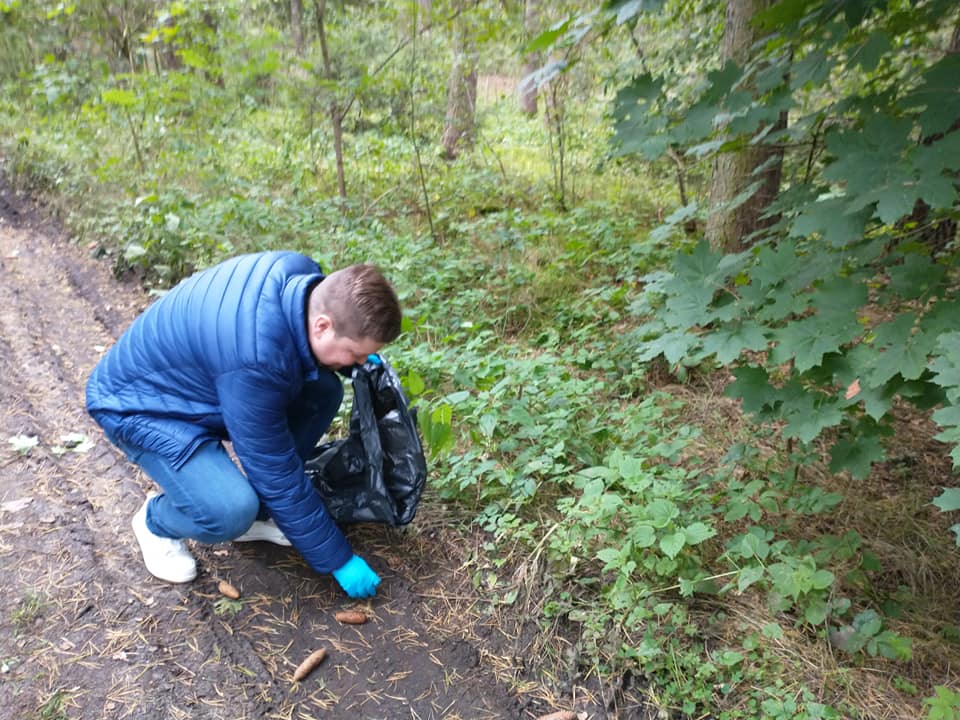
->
[306, 355, 427, 526]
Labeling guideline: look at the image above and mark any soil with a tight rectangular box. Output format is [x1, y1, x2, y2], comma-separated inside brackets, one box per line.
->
[0, 178, 630, 720]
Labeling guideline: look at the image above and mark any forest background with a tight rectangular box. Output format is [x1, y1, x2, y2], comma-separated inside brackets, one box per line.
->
[1, 1, 960, 718]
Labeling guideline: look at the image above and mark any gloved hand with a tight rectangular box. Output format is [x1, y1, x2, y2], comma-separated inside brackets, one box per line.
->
[332, 554, 381, 598]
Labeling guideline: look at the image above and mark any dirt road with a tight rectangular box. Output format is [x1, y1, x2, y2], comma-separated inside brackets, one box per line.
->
[0, 180, 604, 720]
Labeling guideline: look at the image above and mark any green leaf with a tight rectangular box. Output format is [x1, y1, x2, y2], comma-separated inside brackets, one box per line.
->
[178, 47, 208, 70]
[829, 434, 885, 479]
[717, 650, 744, 667]
[650, 204, 699, 243]
[684, 522, 716, 546]
[761, 621, 784, 640]
[659, 531, 686, 559]
[773, 316, 854, 373]
[754, 0, 816, 29]
[612, 74, 668, 159]
[782, 392, 844, 444]
[886, 255, 946, 301]
[124, 243, 147, 261]
[843, 0, 877, 26]
[101, 88, 137, 107]
[725, 366, 776, 414]
[646, 498, 679, 527]
[914, 173, 958, 211]
[630, 525, 657, 548]
[478, 413, 498, 439]
[933, 405, 960, 469]
[751, 239, 798, 287]
[932, 488, 960, 513]
[873, 183, 916, 226]
[805, 598, 828, 625]
[913, 55, 960, 137]
[737, 531, 771, 560]
[596, 547, 623, 570]
[663, 283, 716, 326]
[700, 321, 768, 364]
[869, 314, 935, 383]
[854, 30, 890, 72]
[403, 370, 425, 397]
[523, 19, 571, 55]
[738, 565, 765, 592]
[811, 277, 867, 321]
[810, 569, 835, 590]
[636, 329, 698, 366]
[673, 240, 723, 282]
[672, 99, 720, 145]
[421, 403, 453, 455]
[853, 609, 882, 637]
[790, 197, 873, 248]
[920, 301, 960, 339]
[790, 48, 833, 91]
[923, 686, 960, 720]
[930, 332, 960, 402]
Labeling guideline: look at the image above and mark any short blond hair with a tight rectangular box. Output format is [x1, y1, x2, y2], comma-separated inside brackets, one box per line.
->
[309, 264, 401, 342]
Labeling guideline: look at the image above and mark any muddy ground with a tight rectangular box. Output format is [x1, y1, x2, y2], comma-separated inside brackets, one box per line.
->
[0, 179, 638, 720]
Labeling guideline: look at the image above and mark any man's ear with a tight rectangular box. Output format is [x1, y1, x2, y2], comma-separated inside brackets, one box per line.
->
[312, 313, 334, 337]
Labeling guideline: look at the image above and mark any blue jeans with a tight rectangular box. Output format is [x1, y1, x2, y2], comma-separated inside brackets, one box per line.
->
[111, 375, 344, 542]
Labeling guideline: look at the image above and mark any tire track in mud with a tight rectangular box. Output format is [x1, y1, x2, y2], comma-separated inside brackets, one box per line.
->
[0, 187, 543, 719]
[0, 205, 199, 718]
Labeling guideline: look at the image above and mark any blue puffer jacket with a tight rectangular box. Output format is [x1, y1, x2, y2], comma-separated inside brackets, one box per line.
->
[86, 251, 353, 574]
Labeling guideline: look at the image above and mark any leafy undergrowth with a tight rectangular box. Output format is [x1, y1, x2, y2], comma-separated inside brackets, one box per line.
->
[3, 69, 960, 720]
[651, 380, 960, 718]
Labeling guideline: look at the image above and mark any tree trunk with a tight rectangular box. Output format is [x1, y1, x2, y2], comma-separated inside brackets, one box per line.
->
[160, 18, 182, 71]
[291, 0, 305, 56]
[315, 0, 346, 201]
[705, 0, 785, 253]
[440, 1, 477, 160]
[418, 0, 432, 33]
[519, 0, 540, 116]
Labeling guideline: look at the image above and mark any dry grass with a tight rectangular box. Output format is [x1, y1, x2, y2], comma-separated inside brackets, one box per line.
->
[657, 369, 960, 718]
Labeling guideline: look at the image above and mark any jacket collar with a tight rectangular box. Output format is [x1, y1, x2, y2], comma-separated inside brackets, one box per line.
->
[281, 272, 324, 382]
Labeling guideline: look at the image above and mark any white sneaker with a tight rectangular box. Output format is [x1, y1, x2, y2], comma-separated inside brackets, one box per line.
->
[233, 518, 292, 546]
[131, 497, 197, 583]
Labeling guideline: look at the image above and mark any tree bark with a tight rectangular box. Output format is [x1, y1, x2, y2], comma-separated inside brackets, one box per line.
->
[519, 0, 540, 116]
[418, 0, 432, 33]
[705, 0, 785, 254]
[440, 1, 477, 160]
[315, 0, 346, 201]
[291, 0, 305, 56]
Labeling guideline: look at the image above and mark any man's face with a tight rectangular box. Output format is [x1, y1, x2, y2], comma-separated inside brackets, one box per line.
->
[309, 315, 383, 370]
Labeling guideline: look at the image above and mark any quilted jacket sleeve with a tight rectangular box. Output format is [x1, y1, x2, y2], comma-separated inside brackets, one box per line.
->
[215, 366, 353, 575]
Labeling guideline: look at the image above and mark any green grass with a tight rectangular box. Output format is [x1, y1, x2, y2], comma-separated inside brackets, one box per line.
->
[12, 591, 46, 633]
[34, 690, 69, 720]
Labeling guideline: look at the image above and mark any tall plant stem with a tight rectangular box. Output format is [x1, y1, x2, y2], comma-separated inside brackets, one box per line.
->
[409, 6, 436, 242]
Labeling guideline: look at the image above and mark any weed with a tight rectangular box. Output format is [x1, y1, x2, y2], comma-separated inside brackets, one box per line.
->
[925, 687, 960, 720]
[213, 597, 244, 618]
[12, 591, 46, 632]
[34, 690, 69, 720]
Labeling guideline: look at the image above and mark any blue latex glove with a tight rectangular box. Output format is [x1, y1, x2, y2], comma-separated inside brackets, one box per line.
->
[332, 554, 381, 598]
